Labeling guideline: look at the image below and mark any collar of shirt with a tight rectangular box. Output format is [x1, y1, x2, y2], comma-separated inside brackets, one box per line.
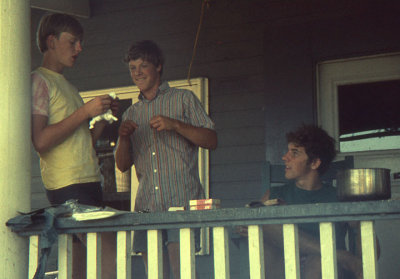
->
[138, 81, 169, 102]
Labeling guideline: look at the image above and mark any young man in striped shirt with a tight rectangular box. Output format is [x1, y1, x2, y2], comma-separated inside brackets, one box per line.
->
[115, 40, 217, 278]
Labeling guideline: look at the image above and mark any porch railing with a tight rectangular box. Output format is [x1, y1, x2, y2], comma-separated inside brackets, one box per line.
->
[12, 199, 400, 279]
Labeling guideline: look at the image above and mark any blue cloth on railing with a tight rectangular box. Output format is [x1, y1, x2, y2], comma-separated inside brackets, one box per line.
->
[6, 202, 74, 279]
[33, 208, 59, 279]
[6, 200, 127, 279]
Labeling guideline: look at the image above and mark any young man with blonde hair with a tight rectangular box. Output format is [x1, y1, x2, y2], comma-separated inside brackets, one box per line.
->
[32, 13, 117, 279]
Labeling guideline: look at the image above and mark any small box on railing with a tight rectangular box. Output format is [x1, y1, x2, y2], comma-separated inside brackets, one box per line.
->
[189, 199, 220, 210]
[189, 199, 220, 206]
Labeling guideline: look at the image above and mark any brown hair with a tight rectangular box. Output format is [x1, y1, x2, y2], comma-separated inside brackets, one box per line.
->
[36, 13, 83, 53]
[286, 124, 336, 174]
[124, 40, 164, 75]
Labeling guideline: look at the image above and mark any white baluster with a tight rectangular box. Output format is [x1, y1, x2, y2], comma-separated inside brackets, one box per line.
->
[117, 231, 132, 279]
[87, 232, 101, 279]
[248, 225, 265, 279]
[28, 235, 40, 279]
[180, 228, 196, 279]
[148, 230, 163, 279]
[58, 234, 73, 279]
[361, 220, 378, 279]
[320, 222, 338, 279]
[213, 226, 230, 279]
[283, 224, 300, 279]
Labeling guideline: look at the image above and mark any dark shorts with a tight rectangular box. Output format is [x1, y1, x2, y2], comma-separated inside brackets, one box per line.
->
[46, 182, 103, 206]
[133, 228, 201, 253]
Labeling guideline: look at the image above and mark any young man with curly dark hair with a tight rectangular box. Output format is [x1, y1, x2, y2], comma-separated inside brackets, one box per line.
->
[240, 125, 374, 279]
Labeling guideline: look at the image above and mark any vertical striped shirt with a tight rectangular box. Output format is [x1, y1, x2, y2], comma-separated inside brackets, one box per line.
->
[122, 82, 215, 212]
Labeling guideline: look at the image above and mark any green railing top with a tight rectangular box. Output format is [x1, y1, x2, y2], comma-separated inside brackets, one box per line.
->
[10, 199, 400, 236]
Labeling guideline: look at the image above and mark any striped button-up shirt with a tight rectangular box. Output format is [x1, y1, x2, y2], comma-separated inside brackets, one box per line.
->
[122, 82, 215, 212]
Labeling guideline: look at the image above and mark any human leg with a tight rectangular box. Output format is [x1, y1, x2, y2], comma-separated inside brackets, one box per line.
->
[72, 237, 86, 279]
[301, 254, 322, 279]
[101, 232, 116, 279]
[263, 237, 285, 279]
[167, 242, 180, 279]
[47, 183, 104, 278]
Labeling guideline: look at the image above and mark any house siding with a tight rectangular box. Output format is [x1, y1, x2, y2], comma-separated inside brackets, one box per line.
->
[30, 0, 400, 278]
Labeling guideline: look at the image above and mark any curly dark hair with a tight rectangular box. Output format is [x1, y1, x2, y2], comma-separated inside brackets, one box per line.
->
[286, 124, 336, 174]
[124, 40, 164, 75]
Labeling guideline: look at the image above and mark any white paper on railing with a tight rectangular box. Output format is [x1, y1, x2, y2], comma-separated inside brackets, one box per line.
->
[72, 206, 126, 221]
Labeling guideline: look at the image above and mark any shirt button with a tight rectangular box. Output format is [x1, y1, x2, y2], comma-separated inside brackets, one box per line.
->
[152, 152, 156, 156]
[155, 186, 159, 190]
[154, 169, 157, 173]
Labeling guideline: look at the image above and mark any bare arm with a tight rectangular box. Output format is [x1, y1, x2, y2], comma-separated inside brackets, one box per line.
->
[115, 120, 138, 172]
[149, 115, 217, 150]
[32, 95, 112, 153]
[259, 189, 271, 203]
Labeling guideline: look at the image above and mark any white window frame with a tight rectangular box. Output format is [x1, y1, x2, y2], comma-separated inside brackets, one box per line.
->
[317, 52, 400, 157]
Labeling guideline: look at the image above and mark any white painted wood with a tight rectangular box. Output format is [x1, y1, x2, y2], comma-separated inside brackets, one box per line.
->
[283, 224, 300, 279]
[320, 222, 338, 279]
[316, 53, 400, 175]
[30, 0, 90, 18]
[58, 234, 73, 279]
[248, 225, 265, 279]
[213, 227, 230, 279]
[29, 235, 40, 279]
[148, 230, 163, 279]
[180, 228, 196, 279]
[0, 1, 31, 278]
[117, 231, 132, 279]
[361, 221, 378, 279]
[87, 232, 101, 279]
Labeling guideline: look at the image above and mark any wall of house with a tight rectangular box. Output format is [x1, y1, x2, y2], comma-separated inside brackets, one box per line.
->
[30, 0, 400, 278]
[261, 3, 400, 279]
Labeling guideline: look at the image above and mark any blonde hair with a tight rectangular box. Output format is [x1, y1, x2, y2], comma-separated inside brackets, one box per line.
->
[36, 13, 83, 53]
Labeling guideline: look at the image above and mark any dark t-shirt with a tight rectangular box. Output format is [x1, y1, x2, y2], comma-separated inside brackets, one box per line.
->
[270, 182, 347, 250]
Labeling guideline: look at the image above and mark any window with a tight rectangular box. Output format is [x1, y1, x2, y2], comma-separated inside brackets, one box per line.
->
[338, 80, 400, 152]
[317, 53, 400, 187]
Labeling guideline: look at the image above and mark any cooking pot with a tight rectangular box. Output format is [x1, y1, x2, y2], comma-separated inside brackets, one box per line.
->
[336, 168, 391, 201]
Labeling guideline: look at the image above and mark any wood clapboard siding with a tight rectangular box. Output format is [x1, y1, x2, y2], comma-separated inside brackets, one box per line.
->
[29, 1, 400, 278]
[30, 0, 268, 211]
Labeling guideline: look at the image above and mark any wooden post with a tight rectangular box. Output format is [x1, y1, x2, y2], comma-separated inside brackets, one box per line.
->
[213, 227, 230, 279]
[180, 228, 196, 279]
[248, 225, 265, 279]
[320, 222, 338, 279]
[117, 231, 132, 279]
[148, 230, 163, 279]
[283, 224, 300, 279]
[0, 1, 31, 278]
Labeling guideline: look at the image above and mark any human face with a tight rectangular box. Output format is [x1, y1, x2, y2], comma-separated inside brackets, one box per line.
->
[128, 58, 161, 99]
[51, 32, 82, 71]
[282, 143, 313, 181]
